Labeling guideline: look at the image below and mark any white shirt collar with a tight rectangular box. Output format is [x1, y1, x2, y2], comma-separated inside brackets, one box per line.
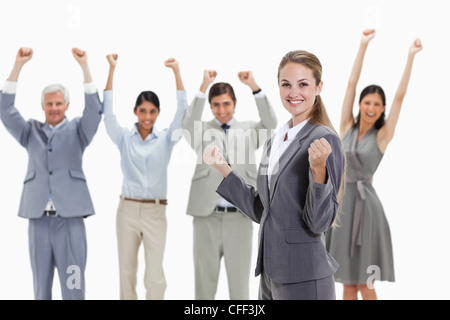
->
[48, 118, 67, 130]
[277, 118, 309, 143]
[214, 118, 234, 127]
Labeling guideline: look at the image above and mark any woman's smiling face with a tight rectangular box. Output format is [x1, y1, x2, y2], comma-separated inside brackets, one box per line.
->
[358, 93, 385, 125]
[278, 62, 322, 125]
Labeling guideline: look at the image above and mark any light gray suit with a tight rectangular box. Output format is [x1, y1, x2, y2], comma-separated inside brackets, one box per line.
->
[183, 93, 277, 299]
[216, 122, 345, 300]
[0, 90, 102, 299]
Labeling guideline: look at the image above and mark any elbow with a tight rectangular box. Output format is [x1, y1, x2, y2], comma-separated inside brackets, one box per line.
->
[304, 200, 337, 234]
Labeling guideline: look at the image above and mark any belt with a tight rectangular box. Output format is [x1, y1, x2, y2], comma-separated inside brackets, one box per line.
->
[347, 177, 372, 258]
[43, 210, 58, 216]
[123, 197, 167, 205]
[215, 206, 237, 213]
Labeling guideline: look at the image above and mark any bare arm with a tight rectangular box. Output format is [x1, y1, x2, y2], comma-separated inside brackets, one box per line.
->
[72, 48, 93, 83]
[165, 58, 184, 91]
[238, 70, 260, 92]
[377, 39, 423, 152]
[340, 29, 376, 137]
[7, 47, 33, 82]
[105, 54, 118, 91]
[199, 69, 217, 93]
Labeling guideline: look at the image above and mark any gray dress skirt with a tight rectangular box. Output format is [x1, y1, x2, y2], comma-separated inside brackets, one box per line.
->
[326, 126, 395, 284]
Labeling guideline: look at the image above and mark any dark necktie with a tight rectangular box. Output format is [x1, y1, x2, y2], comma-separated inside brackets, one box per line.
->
[221, 123, 230, 132]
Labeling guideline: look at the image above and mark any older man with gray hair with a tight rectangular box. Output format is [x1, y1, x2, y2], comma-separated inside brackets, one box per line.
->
[0, 47, 102, 300]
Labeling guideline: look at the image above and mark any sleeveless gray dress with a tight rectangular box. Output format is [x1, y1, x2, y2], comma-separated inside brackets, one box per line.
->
[326, 126, 395, 284]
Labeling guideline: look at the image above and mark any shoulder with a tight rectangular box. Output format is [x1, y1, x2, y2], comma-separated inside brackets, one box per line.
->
[310, 124, 340, 142]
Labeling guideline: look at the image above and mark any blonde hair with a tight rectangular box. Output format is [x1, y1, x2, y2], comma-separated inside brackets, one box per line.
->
[278, 50, 346, 227]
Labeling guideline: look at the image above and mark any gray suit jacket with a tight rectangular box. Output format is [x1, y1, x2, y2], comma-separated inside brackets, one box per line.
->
[183, 93, 277, 217]
[217, 122, 345, 284]
[0, 91, 102, 219]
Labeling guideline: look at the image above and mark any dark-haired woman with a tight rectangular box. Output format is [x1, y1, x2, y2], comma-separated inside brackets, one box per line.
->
[102, 54, 187, 300]
[325, 29, 422, 300]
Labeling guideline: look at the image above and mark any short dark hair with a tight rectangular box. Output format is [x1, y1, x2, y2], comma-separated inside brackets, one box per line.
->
[134, 91, 160, 111]
[356, 85, 386, 130]
[208, 83, 236, 104]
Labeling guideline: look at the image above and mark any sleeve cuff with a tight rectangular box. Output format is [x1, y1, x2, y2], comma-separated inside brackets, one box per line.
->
[253, 90, 266, 99]
[308, 170, 332, 201]
[196, 91, 207, 99]
[84, 82, 97, 94]
[3, 81, 17, 94]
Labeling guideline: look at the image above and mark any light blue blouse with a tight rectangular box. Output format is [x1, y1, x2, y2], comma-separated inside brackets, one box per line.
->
[102, 90, 187, 199]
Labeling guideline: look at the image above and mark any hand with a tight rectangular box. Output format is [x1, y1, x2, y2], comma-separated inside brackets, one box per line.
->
[164, 58, 179, 70]
[308, 138, 332, 172]
[361, 29, 376, 44]
[203, 145, 231, 177]
[238, 71, 259, 92]
[106, 53, 118, 67]
[200, 70, 217, 93]
[203, 145, 226, 166]
[203, 69, 217, 85]
[72, 47, 88, 66]
[409, 38, 423, 56]
[15, 47, 33, 65]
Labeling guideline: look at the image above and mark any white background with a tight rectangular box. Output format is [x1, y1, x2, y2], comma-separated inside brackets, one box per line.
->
[0, 0, 448, 300]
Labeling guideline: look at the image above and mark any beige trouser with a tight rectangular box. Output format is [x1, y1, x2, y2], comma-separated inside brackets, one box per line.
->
[193, 209, 253, 300]
[116, 196, 167, 300]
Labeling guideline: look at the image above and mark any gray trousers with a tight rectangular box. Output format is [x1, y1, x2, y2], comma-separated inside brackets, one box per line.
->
[193, 209, 253, 300]
[259, 273, 336, 300]
[28, 216, 87, 300]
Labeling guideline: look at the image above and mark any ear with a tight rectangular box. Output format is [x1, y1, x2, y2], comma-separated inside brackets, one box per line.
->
[65, 102, 70, 110]
[316, 81, 323, 96]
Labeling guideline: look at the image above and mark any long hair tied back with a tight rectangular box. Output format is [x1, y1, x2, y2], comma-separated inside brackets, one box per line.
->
[278, 50, 346, 226]
[278, 50, 336, 134]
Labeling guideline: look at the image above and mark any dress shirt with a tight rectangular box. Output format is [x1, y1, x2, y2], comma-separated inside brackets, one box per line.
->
[103, 89, 187, 199]
[267, 118, 309, 188]
[214, 117, 235, 208]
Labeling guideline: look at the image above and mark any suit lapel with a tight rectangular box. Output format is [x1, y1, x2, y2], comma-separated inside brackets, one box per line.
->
[42, 119, 70, 142]
[269, 121, 317, 202]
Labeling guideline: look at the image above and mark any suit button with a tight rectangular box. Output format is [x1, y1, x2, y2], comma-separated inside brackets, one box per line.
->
[49, 171, 53, 175]
[49, 148, 53, 152]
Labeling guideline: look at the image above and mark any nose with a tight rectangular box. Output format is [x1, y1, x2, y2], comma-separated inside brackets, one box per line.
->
[289, 87, 301, 98]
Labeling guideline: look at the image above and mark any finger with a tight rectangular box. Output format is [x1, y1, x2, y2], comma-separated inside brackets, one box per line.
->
[309, 141, 320, 154]
[415, 38, 422, 48]
[318, 138, 332, 151]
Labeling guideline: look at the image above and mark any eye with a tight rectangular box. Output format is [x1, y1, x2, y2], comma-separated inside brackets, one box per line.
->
[150, 109, 158, 114]
[281, 83, 290, 87]
[299, 82, 308, 87]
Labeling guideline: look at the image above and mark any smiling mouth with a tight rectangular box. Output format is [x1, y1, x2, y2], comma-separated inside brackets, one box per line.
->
[366, 112, 376, 117]
[288, 99, 304, 105]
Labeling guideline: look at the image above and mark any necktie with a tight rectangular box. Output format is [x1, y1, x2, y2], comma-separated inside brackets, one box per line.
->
[221, 123, 230, 132]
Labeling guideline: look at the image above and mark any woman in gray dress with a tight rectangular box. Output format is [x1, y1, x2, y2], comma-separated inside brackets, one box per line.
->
[326, 29, 422, 300]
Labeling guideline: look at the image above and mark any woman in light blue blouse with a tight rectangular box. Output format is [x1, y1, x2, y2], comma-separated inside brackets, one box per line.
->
[103, 54, 187, 300]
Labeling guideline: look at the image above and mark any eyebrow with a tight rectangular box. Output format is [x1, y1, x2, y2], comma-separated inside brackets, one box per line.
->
[281, 78, 310, 83]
